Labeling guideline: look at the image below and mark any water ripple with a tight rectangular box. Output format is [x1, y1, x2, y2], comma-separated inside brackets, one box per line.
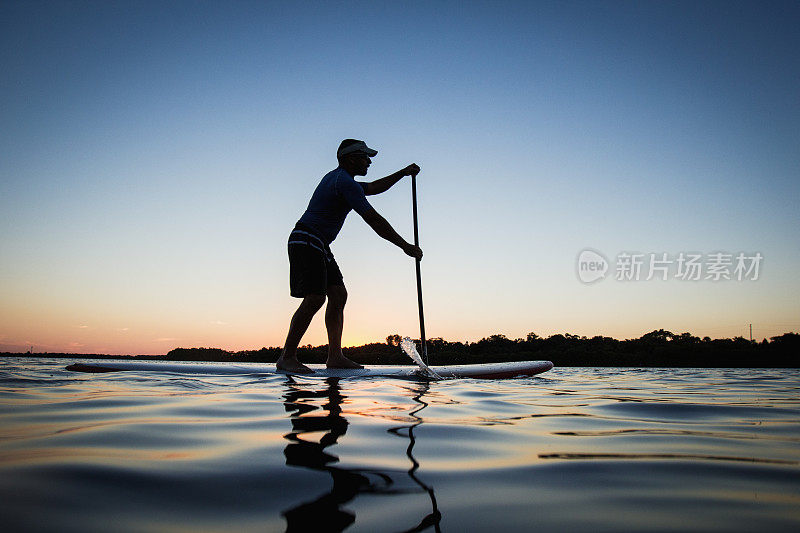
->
[1, 360, 799, 532]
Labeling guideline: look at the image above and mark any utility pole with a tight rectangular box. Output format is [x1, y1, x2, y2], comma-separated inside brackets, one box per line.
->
[749, 324, 753, 342]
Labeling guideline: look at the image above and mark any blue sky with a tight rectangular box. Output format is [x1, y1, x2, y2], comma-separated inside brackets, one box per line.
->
[1, 1, 798, 354]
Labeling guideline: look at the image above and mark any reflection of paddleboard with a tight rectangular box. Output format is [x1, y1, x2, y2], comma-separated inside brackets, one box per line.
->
[65, 360, 553, 379]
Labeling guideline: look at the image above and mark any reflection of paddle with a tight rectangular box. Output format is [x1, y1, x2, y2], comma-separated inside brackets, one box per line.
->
[388, 381, 442, 532]
[411, 172, 428, 365]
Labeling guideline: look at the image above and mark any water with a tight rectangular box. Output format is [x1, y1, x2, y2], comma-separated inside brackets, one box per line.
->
[1, 359, 799, 532]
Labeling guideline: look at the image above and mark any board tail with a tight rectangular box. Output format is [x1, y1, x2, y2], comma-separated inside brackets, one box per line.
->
[400, 337, 442, 379]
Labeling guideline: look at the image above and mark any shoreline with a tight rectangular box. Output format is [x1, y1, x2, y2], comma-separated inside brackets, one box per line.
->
[4, 330, 798, 369]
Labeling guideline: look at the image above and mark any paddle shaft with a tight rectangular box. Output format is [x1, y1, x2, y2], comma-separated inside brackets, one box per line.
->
[411, 173, 428, 363]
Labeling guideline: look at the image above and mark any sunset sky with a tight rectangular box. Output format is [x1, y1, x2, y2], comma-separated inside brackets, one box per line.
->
[2, 1, 798, 355]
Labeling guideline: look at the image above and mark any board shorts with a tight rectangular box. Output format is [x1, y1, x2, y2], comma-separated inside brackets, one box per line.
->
[287, 223, 344, 298]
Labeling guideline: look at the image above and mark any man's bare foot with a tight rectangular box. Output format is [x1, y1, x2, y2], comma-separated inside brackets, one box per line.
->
[326, 354, 364, 369]
[276, 355, 314, 374]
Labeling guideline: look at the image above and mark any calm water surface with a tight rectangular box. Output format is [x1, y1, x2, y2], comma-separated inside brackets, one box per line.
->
[1, 358, 799, 532]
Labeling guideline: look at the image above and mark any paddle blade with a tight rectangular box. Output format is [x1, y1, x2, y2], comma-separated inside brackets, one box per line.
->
[400, 336, 442, 379]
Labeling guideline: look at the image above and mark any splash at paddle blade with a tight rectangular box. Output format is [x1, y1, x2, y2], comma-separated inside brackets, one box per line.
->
[400, 336, 442, 379]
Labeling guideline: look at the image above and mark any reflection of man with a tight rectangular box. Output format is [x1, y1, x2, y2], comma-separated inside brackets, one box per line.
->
[282, 378, 365, 531]
[280, 378, 441, 532]
[277, 139, 422, 373]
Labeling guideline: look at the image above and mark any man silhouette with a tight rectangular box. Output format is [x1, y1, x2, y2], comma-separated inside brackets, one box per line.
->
[277, 139, 422, 373]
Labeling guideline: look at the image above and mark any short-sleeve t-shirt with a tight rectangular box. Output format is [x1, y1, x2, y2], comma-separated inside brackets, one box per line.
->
[296, 167, 373, 245]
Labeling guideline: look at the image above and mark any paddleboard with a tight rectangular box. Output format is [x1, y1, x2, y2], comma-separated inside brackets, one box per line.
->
[65, 360, 553, 379]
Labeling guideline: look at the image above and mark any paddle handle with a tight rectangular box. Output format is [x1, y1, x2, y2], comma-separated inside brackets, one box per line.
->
[411, 173, 428, 363]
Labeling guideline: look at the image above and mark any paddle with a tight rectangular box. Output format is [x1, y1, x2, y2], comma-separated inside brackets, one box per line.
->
[411, 172, 428, 364]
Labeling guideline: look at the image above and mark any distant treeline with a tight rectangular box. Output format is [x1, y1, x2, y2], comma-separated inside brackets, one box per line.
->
[7, 330, 798, 367]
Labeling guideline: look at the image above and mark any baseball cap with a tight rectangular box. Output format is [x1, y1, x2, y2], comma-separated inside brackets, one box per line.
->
[337, 139, 378, 158]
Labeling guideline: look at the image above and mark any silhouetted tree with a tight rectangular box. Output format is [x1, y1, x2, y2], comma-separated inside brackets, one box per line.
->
[386, 334, 402, 347]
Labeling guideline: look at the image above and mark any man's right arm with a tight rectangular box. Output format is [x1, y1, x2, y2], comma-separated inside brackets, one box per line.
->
[361, 208, 423, 260]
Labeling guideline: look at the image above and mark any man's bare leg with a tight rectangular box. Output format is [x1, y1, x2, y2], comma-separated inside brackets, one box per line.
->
[277, 294, 326, 373]
[325, 285, 363, 369]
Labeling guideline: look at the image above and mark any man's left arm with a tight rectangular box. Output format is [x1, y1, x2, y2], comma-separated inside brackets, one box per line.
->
[361, 164, 420, 196]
